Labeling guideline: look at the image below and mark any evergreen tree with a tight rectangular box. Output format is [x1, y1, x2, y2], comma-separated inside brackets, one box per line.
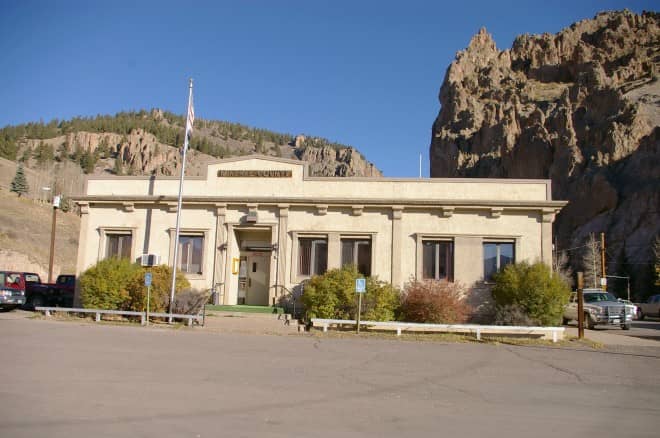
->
[113, 155, 123, 175]
[10, 164, 29, 197]
[80, 150, 97, 174]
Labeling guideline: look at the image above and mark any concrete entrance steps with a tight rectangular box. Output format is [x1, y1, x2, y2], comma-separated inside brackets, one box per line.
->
[202, 310, 303, 335]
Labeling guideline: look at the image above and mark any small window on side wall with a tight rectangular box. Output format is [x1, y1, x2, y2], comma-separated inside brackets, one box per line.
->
[422, 241, 453, 281]
[341, 239, 371, 276]
[298, 238, 327, 276]
[483, 242, 514, 281]
[178, 235, 204, 274]
[106, 233, 132, 259]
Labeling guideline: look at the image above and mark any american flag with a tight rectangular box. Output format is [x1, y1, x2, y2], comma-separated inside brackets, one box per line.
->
[186, 95, 194, 139]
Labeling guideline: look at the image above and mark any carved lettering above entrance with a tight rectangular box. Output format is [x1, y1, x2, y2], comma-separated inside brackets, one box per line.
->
[217, 170, 292, 178]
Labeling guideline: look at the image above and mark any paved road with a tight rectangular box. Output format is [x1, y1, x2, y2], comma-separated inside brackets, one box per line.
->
[564, 318, 660, 344]
[2, 315, 659, 438]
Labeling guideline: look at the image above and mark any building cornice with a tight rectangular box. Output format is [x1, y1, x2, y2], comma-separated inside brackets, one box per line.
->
[72, 195, 567, 211]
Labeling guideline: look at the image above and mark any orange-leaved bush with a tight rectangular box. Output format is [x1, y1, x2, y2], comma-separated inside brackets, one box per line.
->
[399, 279, 471, 324]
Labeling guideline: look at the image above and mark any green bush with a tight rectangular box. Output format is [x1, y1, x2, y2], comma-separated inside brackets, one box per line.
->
[80, 260, 190, 312]
[125, 265, 190, 313]
[491, 261, 571, 326]
[493, 304, 539, 326]
[79, 257, 141, 309]
[301, 265, 399, 321]
[399, 279, 471, 324]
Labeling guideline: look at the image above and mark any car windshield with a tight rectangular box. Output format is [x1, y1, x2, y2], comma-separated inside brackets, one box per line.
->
[584, 292, 618, 303]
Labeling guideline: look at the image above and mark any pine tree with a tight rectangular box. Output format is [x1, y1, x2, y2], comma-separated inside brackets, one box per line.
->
[10, 164, 29, 197]
[113, 155, 123, 175]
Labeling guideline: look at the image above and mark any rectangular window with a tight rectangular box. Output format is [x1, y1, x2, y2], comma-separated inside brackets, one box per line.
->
[341, 239, 372, 276]
[298, 238, 327, 276]
[178, 235, 204, 274]
[483, 242, 515, 280]
[106, 233, 132, 259]
[422, 241, 453, 281]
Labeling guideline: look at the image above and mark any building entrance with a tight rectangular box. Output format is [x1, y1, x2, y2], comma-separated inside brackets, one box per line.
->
[235, 228, 272, 306]
[244, 252, 270, 305]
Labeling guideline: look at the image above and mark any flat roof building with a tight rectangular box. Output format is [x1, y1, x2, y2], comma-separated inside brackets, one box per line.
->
[74, 156, 565, 312]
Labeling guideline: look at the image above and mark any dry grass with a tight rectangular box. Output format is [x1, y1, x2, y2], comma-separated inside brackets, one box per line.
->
[307, 327, 603, 349]
[0, 189, 79, 276]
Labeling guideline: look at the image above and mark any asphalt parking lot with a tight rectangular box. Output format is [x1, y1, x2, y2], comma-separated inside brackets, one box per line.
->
[1, 312, 659, 438]
[563, 317, 660, 344]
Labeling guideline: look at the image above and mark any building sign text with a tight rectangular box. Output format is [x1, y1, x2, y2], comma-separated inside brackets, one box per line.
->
[217, 170, 293, 178]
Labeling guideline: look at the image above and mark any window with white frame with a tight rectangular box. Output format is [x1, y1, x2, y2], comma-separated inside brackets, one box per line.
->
[178, 235, 204, 274]
[341, 239, 371, 276]
[106, 233, 132, 259]
[298, 238, 327, 276]
[422, 240, 454, 281]
[483, 242, 515, 280]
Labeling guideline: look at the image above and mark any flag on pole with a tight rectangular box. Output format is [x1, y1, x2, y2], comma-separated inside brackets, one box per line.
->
[185, 94, 195, 140]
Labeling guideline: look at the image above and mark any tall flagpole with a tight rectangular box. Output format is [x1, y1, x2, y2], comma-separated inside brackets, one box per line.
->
[169, 78, 194, 322]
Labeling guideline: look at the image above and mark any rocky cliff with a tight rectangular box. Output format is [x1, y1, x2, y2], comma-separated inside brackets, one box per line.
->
[430, 10, 659, 293]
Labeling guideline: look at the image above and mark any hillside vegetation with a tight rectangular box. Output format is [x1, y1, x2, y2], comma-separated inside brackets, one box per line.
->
[0, 188, 79, 278]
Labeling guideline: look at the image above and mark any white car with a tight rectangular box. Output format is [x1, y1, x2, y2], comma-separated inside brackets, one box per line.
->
[618, 299, 638, 320]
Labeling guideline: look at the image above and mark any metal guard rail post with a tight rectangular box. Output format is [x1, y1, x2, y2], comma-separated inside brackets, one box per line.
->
[312, 319, 565, 343]
[36, 307, 203, 326]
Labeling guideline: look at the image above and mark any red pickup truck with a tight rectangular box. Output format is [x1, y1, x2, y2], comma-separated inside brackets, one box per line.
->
[0, 272, 28, 310]
[0, 272, 75, 310]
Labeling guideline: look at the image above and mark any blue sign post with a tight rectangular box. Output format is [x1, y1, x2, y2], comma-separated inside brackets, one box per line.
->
[144, 272, 152, 326]
[355, 278, 366, 333]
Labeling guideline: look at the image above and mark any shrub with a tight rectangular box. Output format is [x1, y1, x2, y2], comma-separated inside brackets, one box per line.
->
[124, 265, 190, 313]
[79, 257, 141, 309]
[301, 265, 399, 321]
[173, 288, 209, 315]
[399, 279, 471, 324]
[494, 304, 539, 326]
[491, 261, 571, 326]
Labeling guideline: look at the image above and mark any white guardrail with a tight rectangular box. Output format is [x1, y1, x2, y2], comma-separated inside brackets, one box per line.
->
[311, 319, 565, 343]
[35, 307, 202, 326]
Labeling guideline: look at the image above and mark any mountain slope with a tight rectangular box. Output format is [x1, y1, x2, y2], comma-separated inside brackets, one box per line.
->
[0, 109, 381, 200]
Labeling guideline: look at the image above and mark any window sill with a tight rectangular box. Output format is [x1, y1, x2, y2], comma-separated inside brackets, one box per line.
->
[181, 273, 206, 281]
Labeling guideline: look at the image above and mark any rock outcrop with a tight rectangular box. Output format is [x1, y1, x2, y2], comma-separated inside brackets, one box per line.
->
[297, 146, 380, 177]
[430, 10, 659, 292]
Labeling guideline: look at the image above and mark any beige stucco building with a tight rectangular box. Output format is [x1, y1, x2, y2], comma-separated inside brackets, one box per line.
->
[74, 156, 565, 309]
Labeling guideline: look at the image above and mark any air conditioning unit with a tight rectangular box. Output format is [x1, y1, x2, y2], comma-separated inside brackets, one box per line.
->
[141, 254, 161, 266]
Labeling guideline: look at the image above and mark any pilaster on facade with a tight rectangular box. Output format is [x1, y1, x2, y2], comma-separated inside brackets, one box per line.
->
[391, 205, 404, 287]
[215, 203, 227, 217]
[541, 209, 556, 223]
[277, 204, 290, 217]
[391, 205, 404, 220]
[276, 204, 289, 288]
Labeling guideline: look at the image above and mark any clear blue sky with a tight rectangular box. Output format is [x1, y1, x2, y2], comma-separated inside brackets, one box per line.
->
[0, 0, 655, 177]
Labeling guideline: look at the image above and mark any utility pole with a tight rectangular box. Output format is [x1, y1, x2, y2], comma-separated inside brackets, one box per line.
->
[47, 195, 61, 283]
[600, 232, 607, 291]
[577, 272, 584, 339]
